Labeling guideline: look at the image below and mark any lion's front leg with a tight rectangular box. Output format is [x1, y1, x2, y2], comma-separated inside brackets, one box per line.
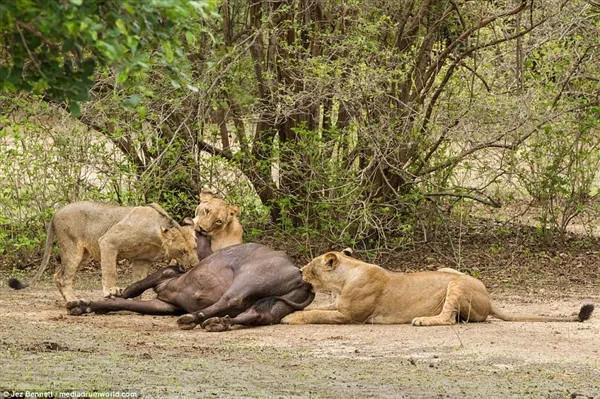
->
[412, 315, 457, 326]
[308, 303, 338, 311]
[281, 309, 354, 324]
[98, 236, 121, 298]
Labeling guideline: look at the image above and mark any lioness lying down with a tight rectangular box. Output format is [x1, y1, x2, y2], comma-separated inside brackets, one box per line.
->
[282, 251, 594, 326]
[8, 201, 199, 302]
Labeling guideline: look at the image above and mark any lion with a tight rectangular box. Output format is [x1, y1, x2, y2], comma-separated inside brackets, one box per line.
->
[8, 201, 199, 302]
[281, 250, 594, 326]
[186, 188, 243, 251]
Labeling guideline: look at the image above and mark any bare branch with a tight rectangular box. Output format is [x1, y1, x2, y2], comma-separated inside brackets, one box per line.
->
[196, 141, 233, 160]
[448, 0, 466, 29]
[551, 45, 599, 108]
[457, 61, 491, 92]
[414, 119, 459, 175]
[416, 105, 593, 177]
[424, 1, 529, 88]
[423, 191, 501, 208]
[44, 98, 147, 170]
[583, 0, 600, 7]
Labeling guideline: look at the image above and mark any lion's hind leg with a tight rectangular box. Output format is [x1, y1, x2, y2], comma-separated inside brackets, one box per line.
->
[412, 276, 491, 326]
[54, 241, 87, 303]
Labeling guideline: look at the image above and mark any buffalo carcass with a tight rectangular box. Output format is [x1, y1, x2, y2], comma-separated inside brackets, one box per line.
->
[67, 243, 315, 332]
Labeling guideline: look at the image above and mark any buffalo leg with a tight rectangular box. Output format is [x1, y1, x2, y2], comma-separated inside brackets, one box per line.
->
[201, 297, 305, 332]
[201, 310, 267, 332]
[121, 266, 184, 299]
[201, 309, 267, 332]
[179, 283, 313, 330]
[201, 310, 264, 332]
[201, 315, 233, 332]
[177, 284, 256, 330]
[67, 298, 182, 316]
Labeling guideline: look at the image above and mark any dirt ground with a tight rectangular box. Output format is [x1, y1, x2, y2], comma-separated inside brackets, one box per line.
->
[0, 273, 599, 399]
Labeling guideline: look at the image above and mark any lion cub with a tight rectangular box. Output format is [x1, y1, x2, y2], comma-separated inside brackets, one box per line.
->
[282, 251, 594, 326]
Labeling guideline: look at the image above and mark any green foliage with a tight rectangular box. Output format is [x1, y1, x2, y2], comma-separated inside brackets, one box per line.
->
[0, 96, 140, 259]
[0, 0, 216, 114]
[3, 0, 600, 266]
[517, 114, 600, 233]
[258, 124, 418, 251]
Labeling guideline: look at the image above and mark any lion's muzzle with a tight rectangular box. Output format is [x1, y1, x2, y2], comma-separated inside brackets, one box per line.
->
[300, 265, 318, 285]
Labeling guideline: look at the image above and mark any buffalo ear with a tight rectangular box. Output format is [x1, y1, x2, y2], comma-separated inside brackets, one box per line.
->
[229, 204, 240, 217]
[183, 217, 194, 226]
[323, 253, 339, 269]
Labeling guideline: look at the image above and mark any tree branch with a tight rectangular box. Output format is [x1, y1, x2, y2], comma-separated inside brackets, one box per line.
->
[196, 140, 233, 160]
[551, 45, 598, 108]
[423, 191, 501, 208]
[414, 119, 459, 175]
[45, 98, 147, 171]
[416, 105, 593, 177]
[423, 1, 530, 92]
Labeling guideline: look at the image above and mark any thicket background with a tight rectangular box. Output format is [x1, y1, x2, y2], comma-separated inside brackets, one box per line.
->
[2, 0, 600, 286]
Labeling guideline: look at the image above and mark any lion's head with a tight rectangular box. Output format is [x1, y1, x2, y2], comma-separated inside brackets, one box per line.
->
[301, 251, 355, 293]
[161, 226, 199, 267]
[189, 189, 240, 237]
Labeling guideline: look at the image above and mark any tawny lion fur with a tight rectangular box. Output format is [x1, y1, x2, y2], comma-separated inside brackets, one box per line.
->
[189, 188, 243, 251]
[9, 202, 199, 302]
[282, 251, 594, 326]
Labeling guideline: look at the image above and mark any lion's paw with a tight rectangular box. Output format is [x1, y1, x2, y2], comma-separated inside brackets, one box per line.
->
[281, 312, 303, 324]
[411, 317, 426, 326]
[103, 286, 123, 298]
[177, 313, 200, 330]
[201, 316, 231, 332]
[66, 300, 91, 316]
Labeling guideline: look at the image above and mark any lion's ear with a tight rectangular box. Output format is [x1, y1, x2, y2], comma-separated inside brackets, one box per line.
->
[323, 253, 339, 269]
[160, 226, 173, 240]
[341, 247, 353, 257]
[200, 187, 215, 203]
[183, 217, 194, 226]
[228, 204, 240, 217]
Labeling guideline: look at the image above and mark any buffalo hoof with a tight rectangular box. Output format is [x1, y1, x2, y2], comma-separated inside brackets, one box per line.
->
[177, 313, 199, 330]
[66, 300, 91, 316]
[201, 316, 231, 332]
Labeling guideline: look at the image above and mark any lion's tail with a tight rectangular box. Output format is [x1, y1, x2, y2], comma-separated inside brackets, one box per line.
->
[490, 303, 594, 322]
[8, 218, 55, 290]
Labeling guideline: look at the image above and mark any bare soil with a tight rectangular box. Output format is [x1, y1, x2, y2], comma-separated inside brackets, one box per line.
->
[1, 273, 599, 399]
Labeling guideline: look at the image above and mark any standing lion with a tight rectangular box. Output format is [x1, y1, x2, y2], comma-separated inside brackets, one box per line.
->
[8, 201, 199, 302]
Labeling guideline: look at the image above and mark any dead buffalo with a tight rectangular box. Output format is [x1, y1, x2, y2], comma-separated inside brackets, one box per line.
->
[67, 243, 315, 332]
